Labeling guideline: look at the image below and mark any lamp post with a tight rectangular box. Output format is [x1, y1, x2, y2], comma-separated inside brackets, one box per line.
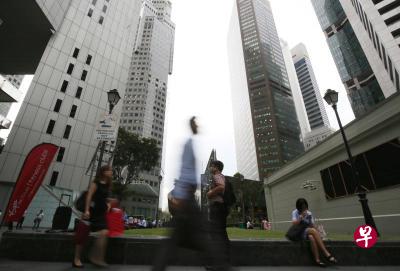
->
[155, 174, 162, 227]
[97, 89, 121, 174]
[323, 89, 378, 234]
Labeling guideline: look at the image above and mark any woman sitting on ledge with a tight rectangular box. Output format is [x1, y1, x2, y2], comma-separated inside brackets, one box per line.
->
[291, 198, 337, 267]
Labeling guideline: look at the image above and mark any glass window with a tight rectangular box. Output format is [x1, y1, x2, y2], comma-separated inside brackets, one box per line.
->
[67, 63, 74, 75]
[70, 105, 78, 118]
[88, 8, 93, 17]
[60, 80, 68, 93]
[73, 48, 80, 58]
[81, 70, 88, 81]
[56, 147, 65, 162]
[49, 171, 59, 187]
[54, 99, 62, 113]
[46, 120, 56, 134]
[63, 125, 72, 139]
[86, 55, 92, 65]
[76, 87, 83, 99]
[99, 16, 104, 24]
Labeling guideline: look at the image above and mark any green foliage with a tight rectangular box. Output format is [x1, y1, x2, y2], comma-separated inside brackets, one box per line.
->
[112, 128, 160, 200]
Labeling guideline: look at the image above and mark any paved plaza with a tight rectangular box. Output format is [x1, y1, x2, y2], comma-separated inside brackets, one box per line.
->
[0, 261, 398, 271]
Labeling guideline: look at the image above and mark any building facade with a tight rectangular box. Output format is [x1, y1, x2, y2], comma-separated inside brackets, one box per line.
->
[228, 0, 304, 181]
[291, 43, 330, 130]
[0, 0, 142, 228]
[311, 0, 386, 118]
[303, 125, 335, 151]
[338, 0, 400, 98]
[119, 0, 175, 218]
[265, 93, 400, 235]
[0, 75, 24, 123]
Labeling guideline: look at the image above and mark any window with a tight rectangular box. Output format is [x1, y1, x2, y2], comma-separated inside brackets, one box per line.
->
[67, 63, 74, 75]
[86, 55, 92, 65]
[49, 171, 59, 187]
[60, 80, 68, 93]
[92, 0, 97, 5]
[46, 120, 56, 134]
[99, 16, 104, 24]
[396, 70, 400, 91]
[81, 70, 88, 81]
[70, 105, 78, 118]
[56, 147, 65, 162]
[63, 125, 72, 139]
[88, 8, 93, 17]
[54, 99, 62, 113]
[382, 46, 388, 69]
[102, 5, 107, 12]
[76, 87, 83, 99]
[72, 48, 80, 58]
[388, 58, 394, 81]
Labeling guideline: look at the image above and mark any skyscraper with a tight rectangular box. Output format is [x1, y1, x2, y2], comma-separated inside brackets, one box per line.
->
[0, 0, 142, 227]
[311, 0, 386, 118]
[338, 0, 400, 96]
[291, 43, 330, 130]
[228, 0, 304, 180]
[280, 40, 310, 140]
[0, 75, 24, 123]
[119, 0, 175, 218]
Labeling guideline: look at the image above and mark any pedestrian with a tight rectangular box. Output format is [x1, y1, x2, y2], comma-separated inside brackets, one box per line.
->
[152, 117, 213, 271]
[16, 210, 27, 229]
[291, 198, 337, 267]
[32, 210, 44, 231]
[73, 165, 113, 268]
[207, 160, 232, 270]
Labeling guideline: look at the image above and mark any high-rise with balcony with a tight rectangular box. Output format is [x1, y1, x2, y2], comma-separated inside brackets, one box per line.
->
[311, 0, 386, 118]
[0, 0, 142, 227]
[228, 0, 304, 181]
[119, 0, 175, 218]
[338, 0, 400, 98]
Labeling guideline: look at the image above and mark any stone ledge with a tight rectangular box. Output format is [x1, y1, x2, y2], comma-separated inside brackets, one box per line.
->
[1, 232, 399, 266]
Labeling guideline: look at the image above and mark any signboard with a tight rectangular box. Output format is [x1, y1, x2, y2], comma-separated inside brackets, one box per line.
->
[3, 143, 59, 223]
[95, 113, 118, 140]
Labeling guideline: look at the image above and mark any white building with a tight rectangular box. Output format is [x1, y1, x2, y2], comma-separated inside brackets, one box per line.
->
[119, 0, 175, 218]
[339, 0, 400, 97]
[280, 40, 311, 140]
[0, 75, 23, 130]
[0, 0, 142, 227]
[291, 43, 330, 131]
[303, 126, 335, 151]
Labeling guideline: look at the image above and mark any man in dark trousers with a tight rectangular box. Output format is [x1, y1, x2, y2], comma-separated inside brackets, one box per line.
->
[207, 160, 231, 271]
[152, 117, 213, 271]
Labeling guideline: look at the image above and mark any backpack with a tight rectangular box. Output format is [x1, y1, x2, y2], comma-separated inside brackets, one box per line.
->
[223, 178, 236, 211]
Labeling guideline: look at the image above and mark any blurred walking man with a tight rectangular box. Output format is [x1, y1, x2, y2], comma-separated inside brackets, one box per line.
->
[152, 117, 212, 271]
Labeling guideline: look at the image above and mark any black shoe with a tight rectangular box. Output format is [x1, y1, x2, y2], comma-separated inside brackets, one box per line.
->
[315, 260, 327, 268]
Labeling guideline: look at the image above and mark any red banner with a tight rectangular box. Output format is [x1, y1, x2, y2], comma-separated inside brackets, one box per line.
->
[3, 143, 58, 223]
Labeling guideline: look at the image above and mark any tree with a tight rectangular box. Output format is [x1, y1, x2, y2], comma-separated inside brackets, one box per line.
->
[112, 128, 160, 200]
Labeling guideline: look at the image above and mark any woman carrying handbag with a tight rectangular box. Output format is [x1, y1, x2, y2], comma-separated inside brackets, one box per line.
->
[73, 165, 113, 268]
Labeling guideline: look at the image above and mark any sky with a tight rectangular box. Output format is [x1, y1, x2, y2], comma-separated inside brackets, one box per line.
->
[1, 0, 356, 211]
[159, 0, 355, 210]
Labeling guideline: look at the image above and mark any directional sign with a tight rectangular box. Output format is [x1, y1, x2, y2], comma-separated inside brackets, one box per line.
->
[95, 113, 118, 140]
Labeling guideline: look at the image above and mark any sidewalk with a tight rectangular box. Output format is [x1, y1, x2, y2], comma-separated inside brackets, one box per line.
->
[0, 261, 398, 271]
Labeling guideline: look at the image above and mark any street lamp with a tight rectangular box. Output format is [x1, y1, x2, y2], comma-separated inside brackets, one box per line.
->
[97, 89, 121, 173]
[323, 89, 379, 234]
[155, 174, 162, 227]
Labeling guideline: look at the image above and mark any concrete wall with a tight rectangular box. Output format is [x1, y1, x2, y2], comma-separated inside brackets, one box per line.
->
[265, 93, 400, 236]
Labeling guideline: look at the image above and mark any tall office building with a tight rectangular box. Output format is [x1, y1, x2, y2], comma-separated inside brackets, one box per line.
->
[0, 0, 142, 227]
[338, 0, 400, 97]
[291, 43, 330, 130]
[0, 75, 24, 120]
[119, 0, 175, 218]
[311, 0, 386, 118]
[228, 0, 304, 181]
[280, 40, 311, 140]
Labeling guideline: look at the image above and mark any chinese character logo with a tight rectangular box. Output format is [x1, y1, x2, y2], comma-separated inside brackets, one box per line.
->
[354, 225, 378, 249]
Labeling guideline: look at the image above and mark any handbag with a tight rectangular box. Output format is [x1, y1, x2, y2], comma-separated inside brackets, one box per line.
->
[74, 220, 90, 245]
[285, 221, 309, 241]
[167, 192, 184, 216]
[74, 191, 88, 212]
